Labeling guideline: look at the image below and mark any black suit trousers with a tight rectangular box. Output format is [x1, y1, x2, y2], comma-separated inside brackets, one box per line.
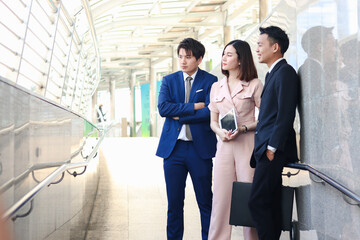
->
[248, 151, 287, 240]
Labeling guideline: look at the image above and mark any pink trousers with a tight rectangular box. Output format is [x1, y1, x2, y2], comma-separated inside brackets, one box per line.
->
[208, 132, 258, 240]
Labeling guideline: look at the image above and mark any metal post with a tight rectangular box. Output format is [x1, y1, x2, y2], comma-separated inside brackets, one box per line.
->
[44, 1, 62, 97]
[70, 39, 84, 110]
[61, 23, 76, 106]
[16, 0, 34, 84]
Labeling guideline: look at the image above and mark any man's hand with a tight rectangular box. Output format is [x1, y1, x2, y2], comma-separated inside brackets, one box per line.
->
[194, 102, 205, 110]
[266, 149, 275, 161]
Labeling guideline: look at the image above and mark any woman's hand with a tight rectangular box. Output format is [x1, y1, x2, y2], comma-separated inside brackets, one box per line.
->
[228, 129, 239, 140]
[218, 129, 238, 141]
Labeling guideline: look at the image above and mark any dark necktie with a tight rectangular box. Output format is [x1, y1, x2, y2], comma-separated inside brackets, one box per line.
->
[185, 76, 192, 140]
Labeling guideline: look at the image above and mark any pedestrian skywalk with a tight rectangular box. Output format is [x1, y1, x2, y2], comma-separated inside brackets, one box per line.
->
[86, 137, 316, 239]
[85, 137, 245, 239]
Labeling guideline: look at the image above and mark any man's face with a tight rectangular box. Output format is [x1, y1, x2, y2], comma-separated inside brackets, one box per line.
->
[256, 33, 274, 65]
[178, 48, 202, 75]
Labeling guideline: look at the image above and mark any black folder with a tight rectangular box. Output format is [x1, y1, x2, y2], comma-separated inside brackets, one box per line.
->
[219, 108, 237, 132]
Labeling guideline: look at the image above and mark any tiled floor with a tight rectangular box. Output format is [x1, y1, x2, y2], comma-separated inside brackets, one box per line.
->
[85, 137, 246, 240]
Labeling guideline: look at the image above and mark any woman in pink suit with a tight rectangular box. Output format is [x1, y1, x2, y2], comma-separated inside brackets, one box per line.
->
[208, 40, 263, 240]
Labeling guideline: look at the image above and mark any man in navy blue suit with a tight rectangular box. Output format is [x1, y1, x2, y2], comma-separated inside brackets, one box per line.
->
[156, 38, 218, 240]
[248, 26, 299, 240]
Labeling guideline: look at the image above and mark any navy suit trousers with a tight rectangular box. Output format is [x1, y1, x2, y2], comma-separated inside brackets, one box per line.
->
[163, 140, 213, 240]
[248, 152, 287, 240]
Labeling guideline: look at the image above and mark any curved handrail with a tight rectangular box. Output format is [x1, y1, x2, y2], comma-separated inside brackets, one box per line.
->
[286, 163, 360, 206]
[0, 130, 97, 194]
[1, 130, 106, 221]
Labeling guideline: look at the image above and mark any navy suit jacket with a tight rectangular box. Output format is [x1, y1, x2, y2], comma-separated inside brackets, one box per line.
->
[251, 59, 299, 167]
[156, 68, 218, 159]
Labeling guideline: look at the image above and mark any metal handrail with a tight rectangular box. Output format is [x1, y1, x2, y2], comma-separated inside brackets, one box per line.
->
[286, 163, 360, 206]
[0, 130, 97, 194]
[1, 129, 106, 221]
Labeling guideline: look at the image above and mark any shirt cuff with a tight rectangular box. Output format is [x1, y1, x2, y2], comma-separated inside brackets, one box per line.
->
[267, 145, 277, 153]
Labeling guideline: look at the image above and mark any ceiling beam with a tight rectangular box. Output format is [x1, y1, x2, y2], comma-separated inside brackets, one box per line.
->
[101, 64, 149, 69]
[228, 0, 257, 22]
[96, 12, 224, 34]
[98, 32, 195, 45]
[91, 0, 134, 19]
[186, 0, 202, 13]
[100, 52, 172, 59]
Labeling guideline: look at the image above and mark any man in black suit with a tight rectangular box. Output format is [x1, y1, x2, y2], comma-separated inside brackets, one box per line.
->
[248, 26, 299, 240]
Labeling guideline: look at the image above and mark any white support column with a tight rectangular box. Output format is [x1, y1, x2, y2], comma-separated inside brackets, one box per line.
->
[224, 26, 232, 45]
[129, 72, 136, 137]
[109, 78, 116, 121]
[172, 46, 178, 72]
[259, 0, 269, 22]
[149, 61, 157, 136]
[92, 90, 97, 123]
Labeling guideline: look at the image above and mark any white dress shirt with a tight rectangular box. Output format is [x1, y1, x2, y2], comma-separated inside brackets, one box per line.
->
[178, 70, 197, 141]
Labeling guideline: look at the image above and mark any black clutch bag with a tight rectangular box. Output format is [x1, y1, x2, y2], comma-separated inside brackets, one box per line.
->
[229, 181, 295, 231]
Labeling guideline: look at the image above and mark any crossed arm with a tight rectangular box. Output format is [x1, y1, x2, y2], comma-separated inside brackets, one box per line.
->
[157, 78, 212, 124]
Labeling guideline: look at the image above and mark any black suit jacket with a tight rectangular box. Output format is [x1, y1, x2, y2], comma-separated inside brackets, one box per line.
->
[251, 59, 299, 167]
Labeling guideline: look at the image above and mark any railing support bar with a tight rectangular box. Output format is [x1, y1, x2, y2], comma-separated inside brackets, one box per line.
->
[286, 163, 360, 206]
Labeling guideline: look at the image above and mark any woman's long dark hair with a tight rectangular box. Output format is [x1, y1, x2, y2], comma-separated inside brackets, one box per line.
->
[221, 40, 258, 81]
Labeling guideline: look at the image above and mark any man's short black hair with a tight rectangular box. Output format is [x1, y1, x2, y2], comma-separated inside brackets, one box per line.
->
[177, 38, 205, 60]
[259, 26, 289, 55]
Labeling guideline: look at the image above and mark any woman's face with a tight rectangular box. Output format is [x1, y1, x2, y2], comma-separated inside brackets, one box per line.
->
[222, 45, 240, 71]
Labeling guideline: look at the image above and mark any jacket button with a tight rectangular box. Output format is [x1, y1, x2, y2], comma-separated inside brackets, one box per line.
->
[177, 128, 180, 131]
[255, 131, 258, 135]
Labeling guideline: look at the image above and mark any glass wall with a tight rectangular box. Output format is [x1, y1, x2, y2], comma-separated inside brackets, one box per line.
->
[0, 76, 100, 239]
[246, 0, 359, 239]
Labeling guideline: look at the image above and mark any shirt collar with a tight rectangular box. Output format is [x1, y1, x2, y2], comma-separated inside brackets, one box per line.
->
[183, 69, 198, 82]
[268, 58, 284, 73]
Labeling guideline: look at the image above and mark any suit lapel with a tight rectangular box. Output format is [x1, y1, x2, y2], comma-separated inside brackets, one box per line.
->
[261, 59, 287, 97]
[189, 68, 203, 102]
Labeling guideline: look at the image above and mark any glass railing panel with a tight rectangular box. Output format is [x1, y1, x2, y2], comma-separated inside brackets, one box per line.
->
[0, 0, 100, 117]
